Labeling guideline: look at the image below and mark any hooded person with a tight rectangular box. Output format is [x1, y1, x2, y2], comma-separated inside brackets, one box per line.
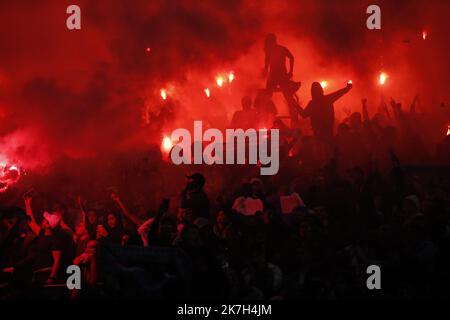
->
[297, 81, 353, 143]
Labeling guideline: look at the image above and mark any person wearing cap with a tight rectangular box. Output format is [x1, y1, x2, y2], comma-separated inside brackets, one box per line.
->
[181, 173, 210, 221]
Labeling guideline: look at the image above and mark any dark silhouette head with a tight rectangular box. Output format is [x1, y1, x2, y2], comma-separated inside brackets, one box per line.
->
[337, 123, 351, 136]
[186, 173, 206, 190]
[264, 33, 277, 51]
[349, 112, 362, 130]
[311, 82, 324, 99]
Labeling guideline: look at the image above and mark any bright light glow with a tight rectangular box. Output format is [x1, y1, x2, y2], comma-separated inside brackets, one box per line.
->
[288, 149, 294, 158]
[422, 31, 427, 40]
[162, 137, 173, 152]
[204, 88, 210, 98]
[0, 159, 21, 193]
[216, 76, 224, 87]
[320, 81, 328, 89]
[228, 72, 235, 83]
[447, 125, 450, 136]
[160, 89, 167, 100]
[146, 47, 151, 53]
[348, 80, 353, 84]
[379, 73, 388, 85]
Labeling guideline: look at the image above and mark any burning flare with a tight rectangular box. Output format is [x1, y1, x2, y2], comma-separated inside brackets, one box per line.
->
[162, 137, 173, 152]
[204, 88, 210, 98]
[447, 125, 450, 136]
[0, 160, 21, 193]
[228, 72, 235, 83]
[216, 76, 224, 87]
[422, 31, 427, 40]
[160, 89, 167, 100]
[320, 81, 328, 89]
[379, 72, 387, 85]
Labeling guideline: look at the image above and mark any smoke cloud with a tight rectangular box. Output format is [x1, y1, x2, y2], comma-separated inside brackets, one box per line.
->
[0, 0, 449, 170]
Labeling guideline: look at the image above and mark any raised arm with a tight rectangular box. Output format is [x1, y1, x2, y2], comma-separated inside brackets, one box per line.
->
[390, 98, 403, 120]
[285, 47, 294, 78]
[327, 83, 352, 103]
[295, 100, 311, 119]
[147, 198, 170, 245]
[380, 97, 390, 119]
[77, 196, 88, 229]
[362, 98, 370, 122]
[24, 195, 40, 235]
[111, 192, 142, 226]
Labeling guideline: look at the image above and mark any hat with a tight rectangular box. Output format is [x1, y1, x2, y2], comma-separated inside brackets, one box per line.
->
[187, 173, 205, 188]
[0, 206, 30, 220]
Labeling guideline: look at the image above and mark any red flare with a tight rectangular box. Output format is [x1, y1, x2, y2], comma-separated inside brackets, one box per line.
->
[162, 137, 173, 152]
[422, 31, 427, 40]
[160, 89, 167, 100]
[379, 72, 387, 85]
[216, 76, 224, 87]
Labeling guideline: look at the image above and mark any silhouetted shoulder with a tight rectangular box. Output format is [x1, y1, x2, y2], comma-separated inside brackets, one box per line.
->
[280, 45, 293, 57]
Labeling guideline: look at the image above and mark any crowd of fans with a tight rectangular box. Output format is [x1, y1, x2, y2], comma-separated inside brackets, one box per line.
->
[1, 85, 450, 300]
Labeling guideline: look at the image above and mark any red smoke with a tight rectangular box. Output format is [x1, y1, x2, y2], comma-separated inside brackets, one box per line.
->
[0, 0, 449, 173]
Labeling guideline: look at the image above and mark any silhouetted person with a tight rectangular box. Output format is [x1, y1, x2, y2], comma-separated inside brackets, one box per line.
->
[254, 89, 277, 128]
[297, 82, 352, 144]
[181, 173, 210, 220]
[264, 33, 301, 126]
[231, 96, 257, 129]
